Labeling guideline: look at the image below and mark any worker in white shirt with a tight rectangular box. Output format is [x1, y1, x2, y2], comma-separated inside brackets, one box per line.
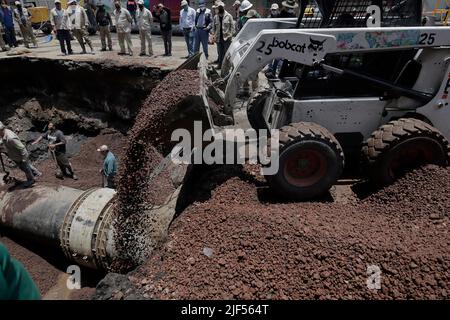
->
[179, 0, 195, 58]
[50, 0, 72, 55]
[114, 0, 133, 56]
[66, 0, 94, 54]
[136, 0, 153, 56]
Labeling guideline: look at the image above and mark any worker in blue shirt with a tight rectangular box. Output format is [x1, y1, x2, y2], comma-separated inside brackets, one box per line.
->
[1, 0, 17, 48]
[97, 144, 117, 189]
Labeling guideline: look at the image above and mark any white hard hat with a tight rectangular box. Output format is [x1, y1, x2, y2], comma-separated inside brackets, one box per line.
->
[270, 3, 279, 10]
[233, 0, 240, 6]
[180, 0, 188, 6]
[137, 0, 144, 4]
[97, 145, 109, 152]
[54, 0, 61, 3]
[14, 1, 21, 5]
[239, 0, 252, 12]
[68, 0, 77, 4]
[216, 1, 225, 7]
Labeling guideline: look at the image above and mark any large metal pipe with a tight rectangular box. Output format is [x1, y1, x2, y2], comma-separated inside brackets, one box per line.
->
[0, 184, 117, 270]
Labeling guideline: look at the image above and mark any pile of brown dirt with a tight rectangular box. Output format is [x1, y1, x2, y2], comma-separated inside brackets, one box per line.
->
[0, 237, 61, 296]
[112, 69, 200, 272]
[124, 165, 449, 300]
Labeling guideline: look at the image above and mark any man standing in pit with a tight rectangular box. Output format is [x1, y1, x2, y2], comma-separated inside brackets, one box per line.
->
[193, 0, 212, 60]
[179, 0, 195, 58]
[97, 144, 117, 189]
[50, 0, 72, 55]
[13, 1, 37, 48]
[136, 0, 153, 56]
[213, 1, 234, 69]
[96, 3, 113, 51]
[114, 0, 133, 56]
[153, 3, 172, 56]
[32, 122, 78, 180]
[67, 0, 94, 54]
[0, 122, 41, 188]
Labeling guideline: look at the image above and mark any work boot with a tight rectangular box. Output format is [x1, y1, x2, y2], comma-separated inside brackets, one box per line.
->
[109, 46, 113, 51]
[139, 52, 146, 56]
[22, 179, 35, 188]
[101, 48, 106, 51]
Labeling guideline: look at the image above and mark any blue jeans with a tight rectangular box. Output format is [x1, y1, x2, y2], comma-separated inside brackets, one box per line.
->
[194, 28, 209, 58]
[4, 26, 17, 47]
[182, 28, 194, 56]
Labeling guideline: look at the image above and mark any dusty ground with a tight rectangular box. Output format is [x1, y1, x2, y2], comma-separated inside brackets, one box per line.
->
[0, 33, 218, 70]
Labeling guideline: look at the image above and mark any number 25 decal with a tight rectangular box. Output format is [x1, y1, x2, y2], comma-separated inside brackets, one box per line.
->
[419, 33, 436, 45]
[256, 40, 265, 53]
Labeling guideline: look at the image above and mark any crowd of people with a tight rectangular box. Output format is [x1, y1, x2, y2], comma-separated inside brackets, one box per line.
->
[0, 121, 117, 189]
[1, 0, 299, 61]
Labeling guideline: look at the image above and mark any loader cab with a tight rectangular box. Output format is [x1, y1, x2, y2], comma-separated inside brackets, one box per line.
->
[278, 0, 424, 98]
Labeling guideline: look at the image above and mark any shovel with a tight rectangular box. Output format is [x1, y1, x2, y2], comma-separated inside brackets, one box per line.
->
[49, 150, 64, 179]
[0, 152, 15, 184]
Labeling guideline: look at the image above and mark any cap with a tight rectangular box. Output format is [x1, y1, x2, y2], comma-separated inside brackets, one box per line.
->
[216, 1, 225, 7]
[137, 0, 144, 4]
[180, 0, 187, 6]
[97, 145, 109, 152]
[198, 0, 205, 7]
[270, 3, 279, 10]
[157, 3, 164, 7]
[0, 121, 4, 130]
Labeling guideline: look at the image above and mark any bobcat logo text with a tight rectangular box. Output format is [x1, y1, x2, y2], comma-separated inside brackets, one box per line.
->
[256, 37, 307, 56]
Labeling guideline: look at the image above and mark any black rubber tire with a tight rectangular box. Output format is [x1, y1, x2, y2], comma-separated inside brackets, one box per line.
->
[266, 122, 345, 200]
[362, 118, 450, 186]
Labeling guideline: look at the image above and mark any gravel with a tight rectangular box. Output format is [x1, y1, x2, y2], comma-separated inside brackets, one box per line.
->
[126, 164, 449, 300]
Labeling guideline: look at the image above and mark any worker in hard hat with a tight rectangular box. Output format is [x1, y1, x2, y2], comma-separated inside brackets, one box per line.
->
[32, 122, 78, 180]
[213, 1, 234, 69]
[66, 0, 94, 54]
[13, 1, 37, 48]
[96, 3, 113, 51]
[0, 122, 41, 188]
[0, 242, 41, 300]
[268, 3, 280, 18]
[194, 0, 212, 60]
[136, 0, 153, 56]
[179, 0, 195, 58]
[280, 0, 298, 18]
[50, 0, 73, 55]
[114, 0, 133, 56]
[97, 145, 117, 189]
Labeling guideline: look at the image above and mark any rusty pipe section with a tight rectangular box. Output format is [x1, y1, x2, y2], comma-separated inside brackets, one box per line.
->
[0, 185, 117, 270]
